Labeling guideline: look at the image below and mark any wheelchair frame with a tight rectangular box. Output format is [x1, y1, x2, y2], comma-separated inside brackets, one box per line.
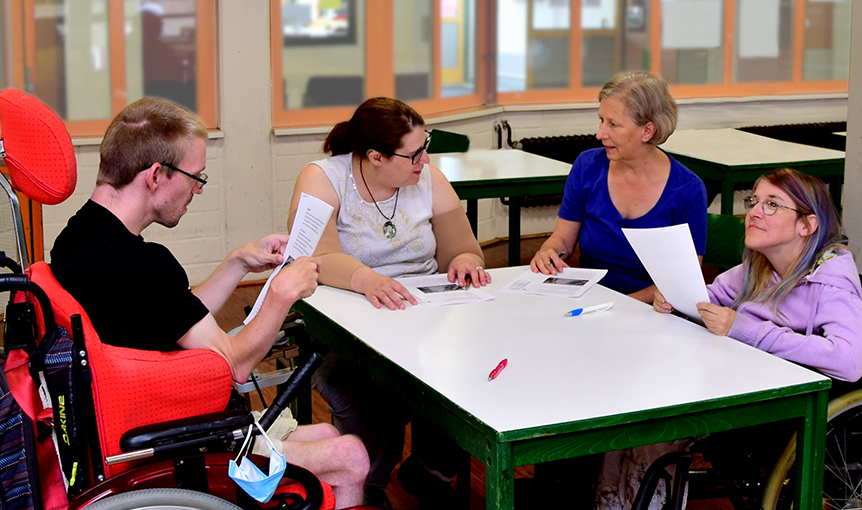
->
[0, 88, 337, 510]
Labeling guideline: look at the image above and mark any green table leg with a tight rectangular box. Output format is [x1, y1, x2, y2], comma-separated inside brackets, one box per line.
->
[508, 196, 521, 266]
[485, 441, 515, 510]
[721, 179, 735, 216]
[794, 389, 828, 510]
[467, 199, 479, 236]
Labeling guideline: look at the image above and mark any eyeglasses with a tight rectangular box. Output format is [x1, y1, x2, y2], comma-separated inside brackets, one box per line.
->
[158, 162, 208, 189]
[743, 195, 797, 216]
[391, 131, 432, 165]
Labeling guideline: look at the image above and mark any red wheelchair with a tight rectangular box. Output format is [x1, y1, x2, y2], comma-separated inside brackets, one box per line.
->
[0, 88, 369, 510]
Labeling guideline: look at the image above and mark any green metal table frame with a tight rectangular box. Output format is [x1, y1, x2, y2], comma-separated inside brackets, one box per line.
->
[452, 176, 567, 266]
[295, 300, 829, 510]
[667, 153, 845, 216]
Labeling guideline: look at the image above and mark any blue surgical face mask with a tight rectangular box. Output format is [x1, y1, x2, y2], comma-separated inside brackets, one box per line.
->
[229, 422, 286, 503]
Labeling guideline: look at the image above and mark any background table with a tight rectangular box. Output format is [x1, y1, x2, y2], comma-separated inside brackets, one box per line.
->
[295, 266, 829, 510]
[430, 150, 572, 265]
[660, 128, 845, 215]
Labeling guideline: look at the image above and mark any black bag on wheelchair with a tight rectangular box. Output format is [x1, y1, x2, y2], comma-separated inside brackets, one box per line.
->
[0, 275, 93, 509]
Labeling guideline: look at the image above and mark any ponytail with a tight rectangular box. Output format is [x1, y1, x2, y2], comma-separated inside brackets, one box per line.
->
[323, 121, 352, 156]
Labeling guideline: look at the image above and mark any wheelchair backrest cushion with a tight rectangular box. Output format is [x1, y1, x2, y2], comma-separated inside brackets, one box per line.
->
[0, 88, 76, 205]
[28, 262, 234, 477]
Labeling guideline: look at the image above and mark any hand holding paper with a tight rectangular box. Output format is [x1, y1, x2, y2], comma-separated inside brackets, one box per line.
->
[244, 193, 334, 324]
[622, 224, 708, 321]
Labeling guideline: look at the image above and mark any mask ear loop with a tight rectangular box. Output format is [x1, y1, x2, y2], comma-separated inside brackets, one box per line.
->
[234, 424, 255, 464]
[234, 417, 281, 464]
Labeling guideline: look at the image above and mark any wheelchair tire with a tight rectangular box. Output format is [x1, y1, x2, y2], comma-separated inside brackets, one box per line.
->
[84, 488, 242, 510]
[761, 388, 862, 510]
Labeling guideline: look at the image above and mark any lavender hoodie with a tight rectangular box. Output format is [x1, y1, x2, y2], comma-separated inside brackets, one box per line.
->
[708, 249, 862, 382]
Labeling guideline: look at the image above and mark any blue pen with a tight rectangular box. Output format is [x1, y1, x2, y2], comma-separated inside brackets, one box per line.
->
[565, 301, 613, 317]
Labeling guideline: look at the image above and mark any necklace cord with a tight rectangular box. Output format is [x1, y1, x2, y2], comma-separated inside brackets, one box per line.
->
[359, 158, 399, 220]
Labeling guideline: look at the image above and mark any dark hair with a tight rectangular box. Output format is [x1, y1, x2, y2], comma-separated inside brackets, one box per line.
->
[98, 97, 207, 188]
[323, 97, 424, 157]
[598, 72, 677, 145]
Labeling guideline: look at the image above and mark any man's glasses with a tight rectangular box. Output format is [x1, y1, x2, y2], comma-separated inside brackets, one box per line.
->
[391, 132, 432, 165]
[156, 162, 208, 189]
[743, 196, 797, 216]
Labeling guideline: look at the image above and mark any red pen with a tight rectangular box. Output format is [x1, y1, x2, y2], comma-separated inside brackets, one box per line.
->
[488, 359, 508, 381]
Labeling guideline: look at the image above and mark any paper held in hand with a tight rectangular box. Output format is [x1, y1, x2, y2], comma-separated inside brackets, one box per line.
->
[244, 193, 334, 324]
[622, 224, 709, 321]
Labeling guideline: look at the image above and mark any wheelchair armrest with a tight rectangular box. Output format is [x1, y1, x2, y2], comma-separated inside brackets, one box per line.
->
[120, 408, 252, 452]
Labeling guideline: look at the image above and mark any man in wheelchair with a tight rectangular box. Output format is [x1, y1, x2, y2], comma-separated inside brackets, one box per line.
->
[49, 97, 370, 508]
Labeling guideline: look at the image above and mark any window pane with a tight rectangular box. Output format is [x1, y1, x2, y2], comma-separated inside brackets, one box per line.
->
[803, 0, 851, 81]
[440, 0, 476, 98]
[280, 0, 364, 110]
[125, 0, 198, 113]
[394, 0, 432, 102]
[660, 0, 723, 85]
[734, 0, 793, 83]
[34, 0, 111, 121]
[498, 0, 570, 92]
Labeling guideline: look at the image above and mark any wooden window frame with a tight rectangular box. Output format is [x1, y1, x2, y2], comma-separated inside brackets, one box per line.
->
[271, 0, 489, 128]
[499, 0, 847, 107]
[6, 0, 217, 138]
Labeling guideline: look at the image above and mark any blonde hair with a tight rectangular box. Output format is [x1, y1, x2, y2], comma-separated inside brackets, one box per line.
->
[598, 72, 677, 145]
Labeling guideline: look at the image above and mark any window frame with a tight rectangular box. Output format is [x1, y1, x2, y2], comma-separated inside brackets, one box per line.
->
[271, 0, 489, 128]
[6, 0, 217, 138]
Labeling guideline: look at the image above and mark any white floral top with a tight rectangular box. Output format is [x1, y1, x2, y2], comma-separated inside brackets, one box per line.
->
[313, 153, 438, 277]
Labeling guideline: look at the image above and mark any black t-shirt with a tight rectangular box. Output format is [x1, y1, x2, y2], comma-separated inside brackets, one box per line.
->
[50, 200, 209, 351]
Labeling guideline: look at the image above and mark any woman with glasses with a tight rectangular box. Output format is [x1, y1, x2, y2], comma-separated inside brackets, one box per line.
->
[288, 97, 486, 509]
[655, 168, 862, 382]
[530, 72, 707, 303]
[289, 97, 488, 311]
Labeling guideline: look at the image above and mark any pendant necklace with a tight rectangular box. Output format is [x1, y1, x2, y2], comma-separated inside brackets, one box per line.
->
[358, 159, 399, 239]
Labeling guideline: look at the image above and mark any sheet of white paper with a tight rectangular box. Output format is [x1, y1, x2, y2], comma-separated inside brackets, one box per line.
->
[394, 274, 494, 308]
[499, 268, 607, 298]
[622, 224, 708, 321]
[244, 193, 334, 324]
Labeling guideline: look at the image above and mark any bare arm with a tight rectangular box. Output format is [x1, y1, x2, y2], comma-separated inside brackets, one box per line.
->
[530, 218, 582, 275]
[178, 256, 320, 383]
[428, 165, 488, 287]
[192, 234, 290, 316]
[289, 163, 416, 310]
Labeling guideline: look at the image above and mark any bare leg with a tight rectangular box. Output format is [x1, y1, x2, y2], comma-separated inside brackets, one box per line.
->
[283, 423, 369, 509]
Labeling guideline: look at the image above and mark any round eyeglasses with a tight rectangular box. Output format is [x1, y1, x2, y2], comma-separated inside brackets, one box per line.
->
[743, 195, 797, 216]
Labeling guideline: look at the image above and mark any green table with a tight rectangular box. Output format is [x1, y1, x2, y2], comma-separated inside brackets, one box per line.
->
[661, 129, 845, 215]
[295, 266, 829, 510]
[429, 150, 572, 266]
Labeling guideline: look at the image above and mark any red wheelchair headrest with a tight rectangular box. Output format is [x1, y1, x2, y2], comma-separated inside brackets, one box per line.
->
[0, 88, 76, 205]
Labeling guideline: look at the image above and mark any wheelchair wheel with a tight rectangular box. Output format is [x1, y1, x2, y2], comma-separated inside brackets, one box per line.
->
[761, 388, 862, 510]
[84, 488, 242, 510]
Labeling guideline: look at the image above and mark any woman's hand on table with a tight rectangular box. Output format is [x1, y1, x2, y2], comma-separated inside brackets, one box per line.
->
[530, 248, 568, 275]
[447, 253, 491, 288]
[697, 302, 736, 336]
[351, 267, 417, 310]
[653, 289, 674, 314]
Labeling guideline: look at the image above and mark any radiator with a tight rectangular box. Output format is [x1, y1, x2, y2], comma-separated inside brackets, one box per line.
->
[503, 133, 601, 208]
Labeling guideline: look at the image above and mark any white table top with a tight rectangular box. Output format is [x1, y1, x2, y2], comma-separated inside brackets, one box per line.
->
[303, 266, 826, 435]
[660, 128, 845, 167]
[429, 149, 572, 183]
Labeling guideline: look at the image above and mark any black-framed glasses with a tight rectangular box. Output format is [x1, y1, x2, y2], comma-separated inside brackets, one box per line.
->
[156, 162, 208, 189]
[743, 195, 797, 216]
[391, 131, 432, 165]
